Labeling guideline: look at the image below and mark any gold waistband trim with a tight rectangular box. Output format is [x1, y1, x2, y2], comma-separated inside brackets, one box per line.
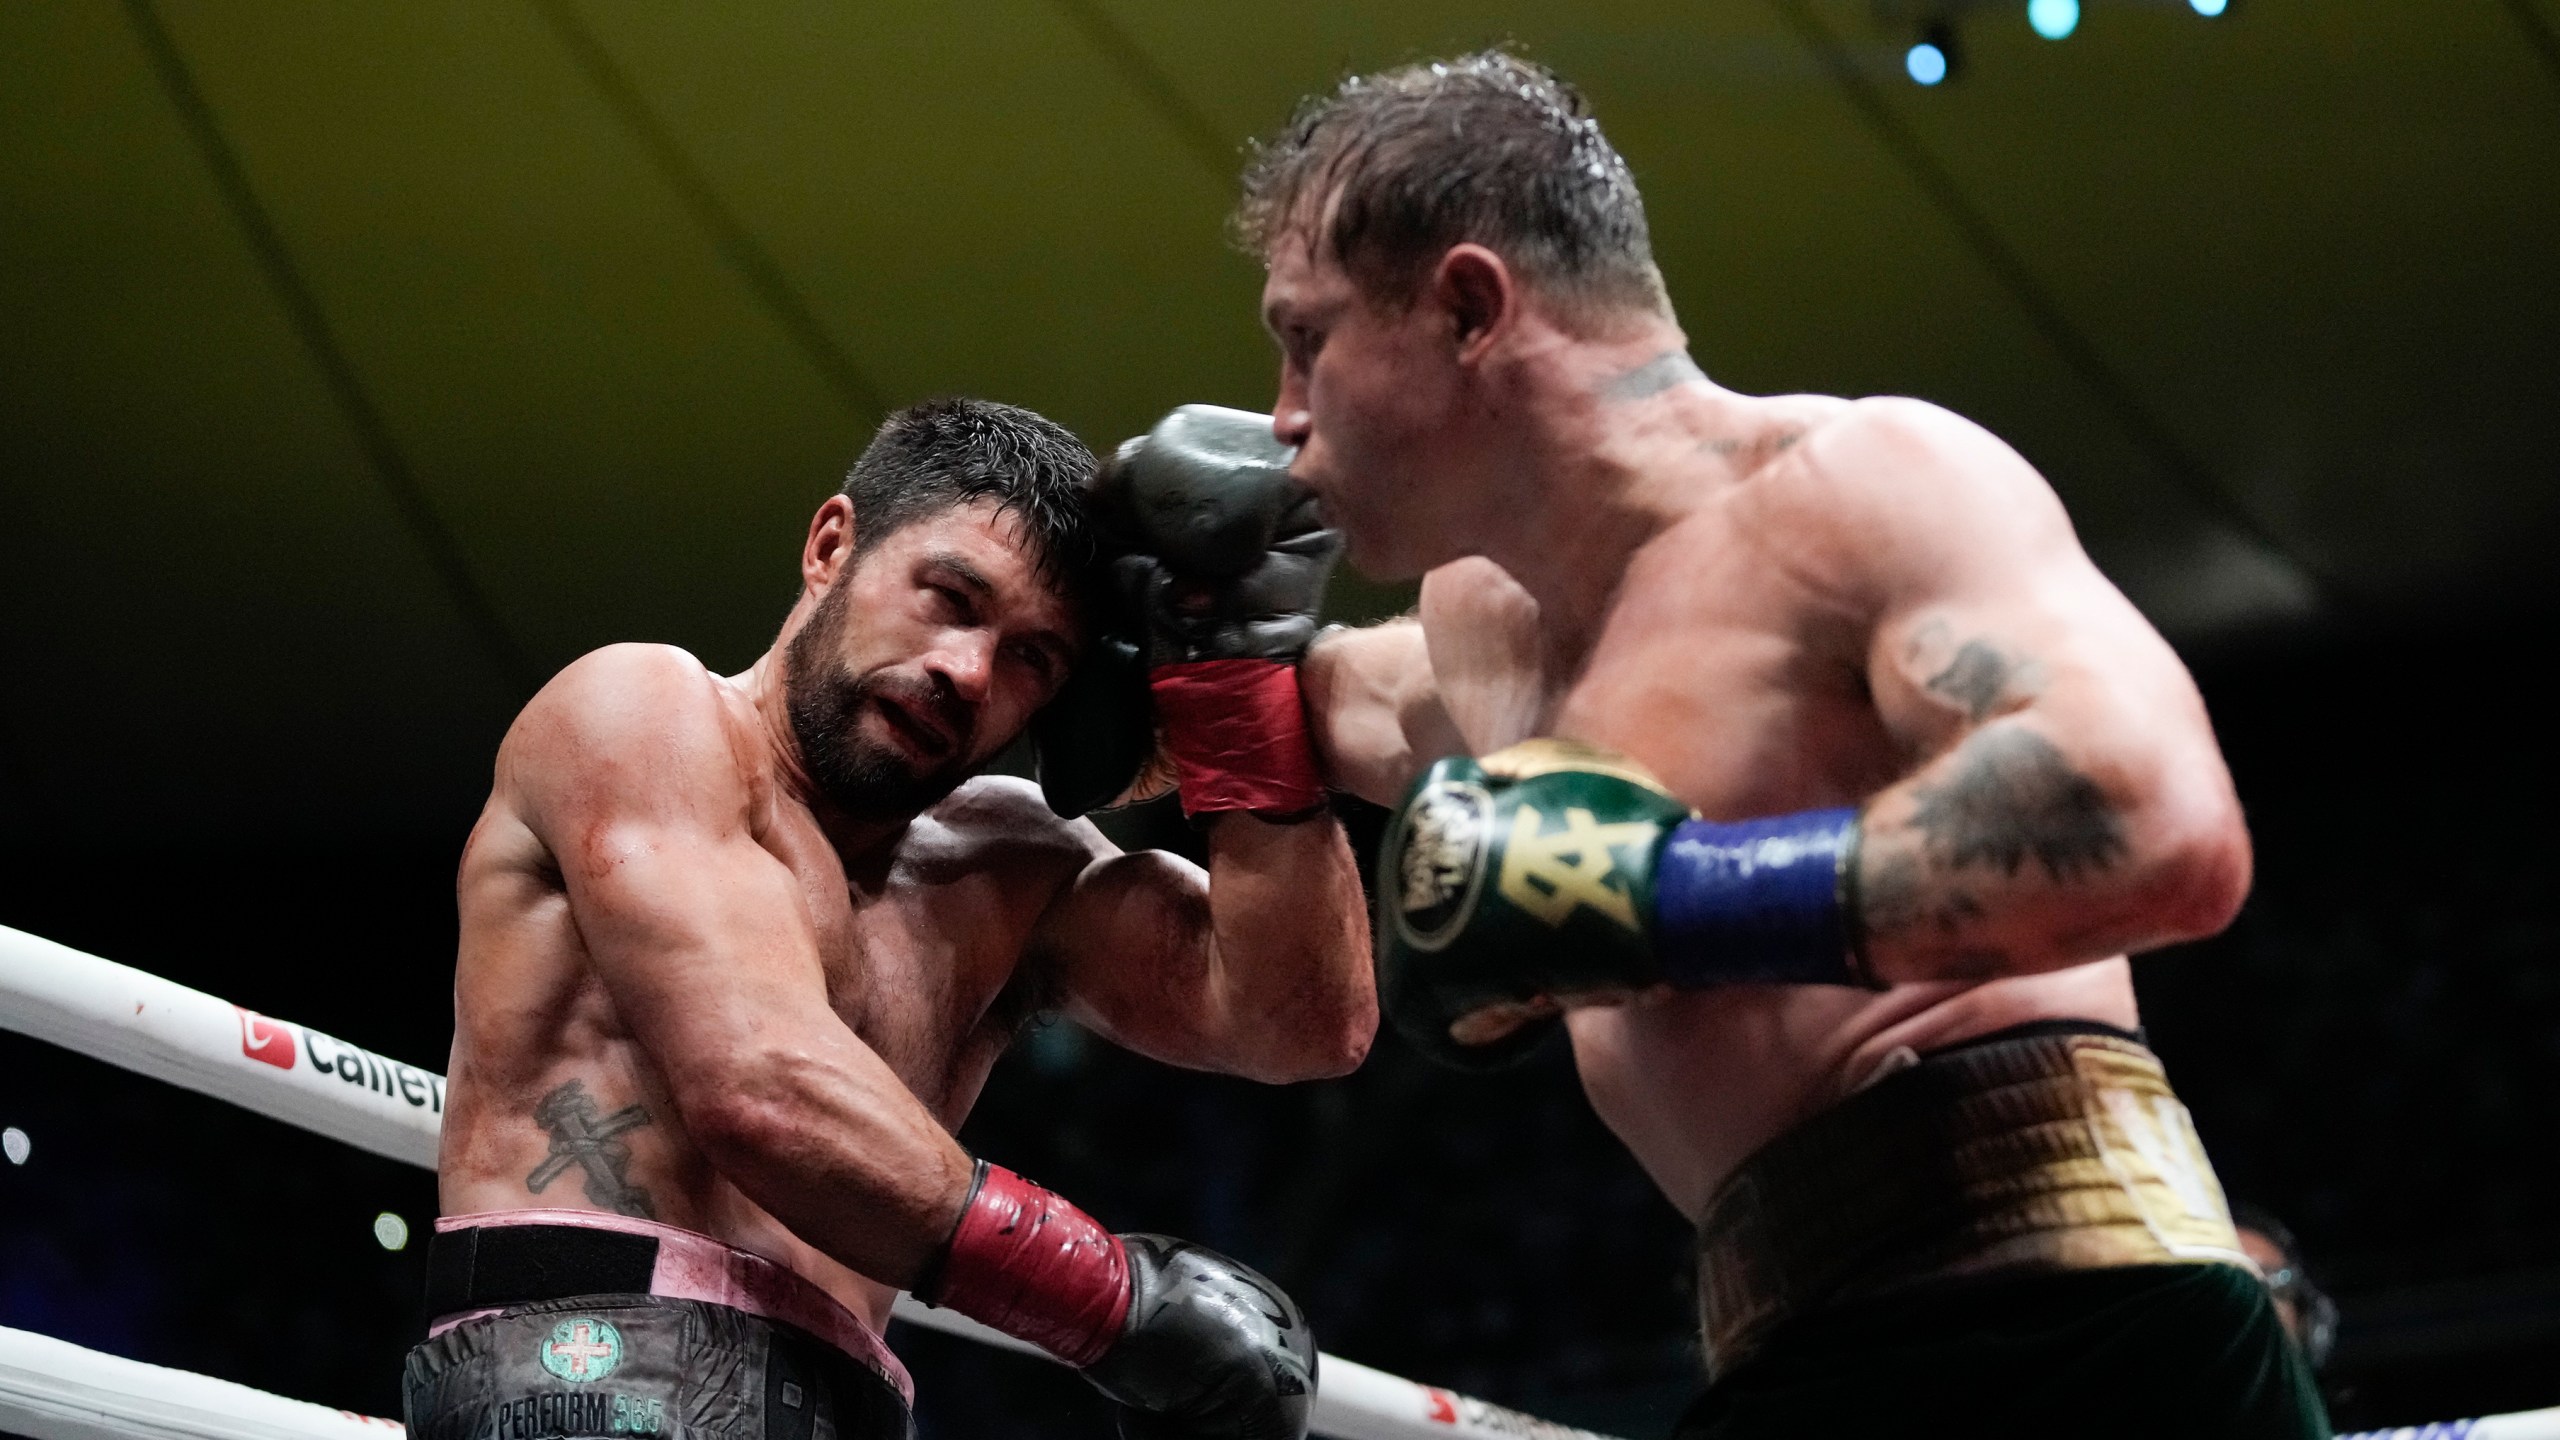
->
[1694, 1032, 2250, 1377]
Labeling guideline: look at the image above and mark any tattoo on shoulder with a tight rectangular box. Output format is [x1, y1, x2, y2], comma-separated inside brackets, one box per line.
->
[527, 1079, 656, 1218]
[1599, 349, 1707, 403]
[1906, 726, 2126, 882]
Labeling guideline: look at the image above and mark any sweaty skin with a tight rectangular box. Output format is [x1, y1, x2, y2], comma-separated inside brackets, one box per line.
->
[1274, 235, 2248, 1220]
[441, 496, 1373, 1333]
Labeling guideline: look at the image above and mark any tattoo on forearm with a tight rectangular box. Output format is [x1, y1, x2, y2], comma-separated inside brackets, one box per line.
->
[1861, 850, 1983, 935]
[527, 1079, 656, 1218]
[1906, 726, 2126, 882]
[1599, 349, 1707, 402]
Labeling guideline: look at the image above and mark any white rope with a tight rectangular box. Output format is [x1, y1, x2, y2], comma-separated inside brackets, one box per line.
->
[7, 922, 2550, 1440]
[0, 924, 1618, 1440]
[2337, 1413, 2560, 1440]
[0, 1325, 403, 1440]
[0, 926, 440, 1168]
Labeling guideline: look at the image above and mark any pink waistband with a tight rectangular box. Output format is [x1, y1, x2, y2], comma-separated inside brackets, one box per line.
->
[431, 1210, 912, 1408]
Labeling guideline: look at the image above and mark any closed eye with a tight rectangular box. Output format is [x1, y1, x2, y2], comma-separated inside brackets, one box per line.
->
[1007, 640, 1058, 685]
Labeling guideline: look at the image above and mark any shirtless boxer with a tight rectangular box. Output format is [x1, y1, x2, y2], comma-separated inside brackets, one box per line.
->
[406, 399, 1372, 1440]
[1108, 53, 2324, 1437]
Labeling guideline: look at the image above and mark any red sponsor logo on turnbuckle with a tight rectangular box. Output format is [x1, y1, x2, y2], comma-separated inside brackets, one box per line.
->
[236, 1007, 298, 1070]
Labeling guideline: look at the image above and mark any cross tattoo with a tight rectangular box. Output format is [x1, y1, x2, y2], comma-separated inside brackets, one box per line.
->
[527, 1079, 656, 1218]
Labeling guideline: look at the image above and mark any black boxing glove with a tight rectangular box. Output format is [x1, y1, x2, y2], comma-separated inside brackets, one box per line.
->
[1088, 405, 1339, 819]
[1085, 1236, 1317, 1440]
[923, 1163, 1315, 1440]
[1032, 632, 1154, 819]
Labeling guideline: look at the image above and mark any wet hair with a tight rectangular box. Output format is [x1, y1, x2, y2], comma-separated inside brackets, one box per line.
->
[838, 397, 1101, 605]
[1233, 50, 1669, 323]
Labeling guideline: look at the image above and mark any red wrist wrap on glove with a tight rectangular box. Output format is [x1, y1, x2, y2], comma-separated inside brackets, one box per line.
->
[931, 1164, 1130, 1367]
[1149, 659, 1326, 818]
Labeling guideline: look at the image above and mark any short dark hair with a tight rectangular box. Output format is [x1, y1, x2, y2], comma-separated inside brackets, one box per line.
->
[839, 397, 1100, 605]
[1234, 50, 1668, 322]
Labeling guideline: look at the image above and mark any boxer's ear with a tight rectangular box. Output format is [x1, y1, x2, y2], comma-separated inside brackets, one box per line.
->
[1434, 243, 1516, 361]
[803, 494, 858, 597]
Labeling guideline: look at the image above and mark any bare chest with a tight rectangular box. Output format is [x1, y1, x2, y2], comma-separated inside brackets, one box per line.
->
[771, 819, 1051, 1123]
[1440, 542, 1900, 818]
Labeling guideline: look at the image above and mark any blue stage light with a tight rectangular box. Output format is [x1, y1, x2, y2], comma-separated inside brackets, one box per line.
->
[2029, 0, 2080, 40]
[1906, 41, 1949, 85]
[2191, 0, 2228, 13]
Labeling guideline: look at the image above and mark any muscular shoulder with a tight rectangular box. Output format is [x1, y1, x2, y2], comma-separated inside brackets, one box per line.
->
[1798, 397, 2071, 533]
[906, 774, 1106, 877]
[498, 643, 759, 827]
[1747, 396, 2080, 603]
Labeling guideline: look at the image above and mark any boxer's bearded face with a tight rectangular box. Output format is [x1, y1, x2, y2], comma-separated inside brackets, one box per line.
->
[783, 505, 1078, 820]
[1261, 234, 1477, 582]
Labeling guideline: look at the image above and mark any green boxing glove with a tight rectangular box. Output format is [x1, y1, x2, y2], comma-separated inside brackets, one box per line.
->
[1376, 739, 1873, 1071]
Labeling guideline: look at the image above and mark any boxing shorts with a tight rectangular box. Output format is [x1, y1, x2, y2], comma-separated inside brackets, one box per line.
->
[1676, 1022, 2327, 1438]
[404, 1211, 913, 1440]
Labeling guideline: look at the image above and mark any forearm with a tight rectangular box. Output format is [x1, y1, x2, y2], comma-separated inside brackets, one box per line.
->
[1199, 811, 1376, 1079]
[1851, 719, 2250, 983]
[676, 1034, 973, 1287]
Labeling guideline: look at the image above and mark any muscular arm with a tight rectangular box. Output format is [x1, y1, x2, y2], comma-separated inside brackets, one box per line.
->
[1815, 403, 2252, 982]
[1298, 619, 1459, 805]
[505, 646, 969, 1286]
[1299, 558, 1538, 806]
[1036, 806, 1375, 1084]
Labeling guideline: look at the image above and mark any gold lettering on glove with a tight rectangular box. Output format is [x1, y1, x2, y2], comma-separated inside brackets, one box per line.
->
[1497, 805, 1657, 930]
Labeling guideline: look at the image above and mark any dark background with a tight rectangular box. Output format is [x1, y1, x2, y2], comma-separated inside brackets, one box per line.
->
[7, 596, 2559, 1436]
[7, 0, 2560, 1435]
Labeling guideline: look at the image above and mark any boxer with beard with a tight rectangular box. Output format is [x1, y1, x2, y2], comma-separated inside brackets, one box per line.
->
[410, 398, 1371, 1440]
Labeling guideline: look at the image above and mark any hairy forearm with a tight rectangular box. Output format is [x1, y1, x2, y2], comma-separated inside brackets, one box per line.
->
[1852, 719, 2250, 983]
[1199, 812, 1377, 1079]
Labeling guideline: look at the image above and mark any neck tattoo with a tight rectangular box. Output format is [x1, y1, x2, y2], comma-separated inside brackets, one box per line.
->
[1599, 349, 1707, 403]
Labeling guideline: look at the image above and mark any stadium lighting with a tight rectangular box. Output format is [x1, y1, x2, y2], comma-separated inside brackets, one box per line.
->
[2029, 0, 2080, 40]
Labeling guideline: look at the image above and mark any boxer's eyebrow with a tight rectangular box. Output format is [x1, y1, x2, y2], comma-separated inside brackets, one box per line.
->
[923, 552, 994, 599]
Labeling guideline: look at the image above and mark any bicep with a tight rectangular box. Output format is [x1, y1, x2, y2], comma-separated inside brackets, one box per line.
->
[1823, 404, 2201, 760]
[507, 674, 829, 1091]
[1036, 840, 1227, 1067]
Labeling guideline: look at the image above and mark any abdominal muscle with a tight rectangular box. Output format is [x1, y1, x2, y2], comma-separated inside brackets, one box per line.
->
[1565, 959, 2139, 1221]
[440, 1026, 911, 1337]
[441, 817, 909, 1335]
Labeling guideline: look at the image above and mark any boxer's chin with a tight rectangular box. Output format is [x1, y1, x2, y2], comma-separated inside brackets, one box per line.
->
[787, 670, 964, 820]
[805, 728, 963, 820]
[1340, 514, 1435, 584]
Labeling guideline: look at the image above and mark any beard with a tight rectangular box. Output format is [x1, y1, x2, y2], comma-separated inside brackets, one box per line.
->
[783, 579, 976, 820]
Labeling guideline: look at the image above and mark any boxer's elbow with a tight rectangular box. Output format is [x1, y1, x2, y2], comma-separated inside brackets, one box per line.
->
[2123, 768, 2252, 946]
[1275, 999, 1378, 1082]
[1228, 974, 1377, 1083]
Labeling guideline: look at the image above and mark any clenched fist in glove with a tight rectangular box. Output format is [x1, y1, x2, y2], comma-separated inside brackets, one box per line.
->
[1066, 404, 1342, 820]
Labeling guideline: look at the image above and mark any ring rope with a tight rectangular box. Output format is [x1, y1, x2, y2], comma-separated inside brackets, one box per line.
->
[6, 924, 2555, 1440]
[0, 924, 1617, 1440]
